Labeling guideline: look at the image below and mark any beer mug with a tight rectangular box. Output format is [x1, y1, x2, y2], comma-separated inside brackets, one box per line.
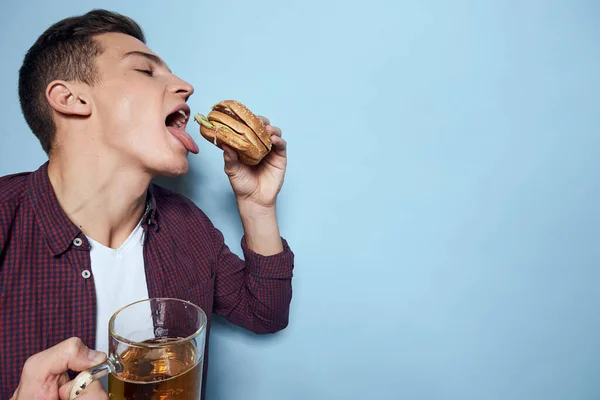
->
[69, 298, 207, 400]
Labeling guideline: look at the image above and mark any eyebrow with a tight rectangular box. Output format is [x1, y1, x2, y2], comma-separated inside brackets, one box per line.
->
[122, 51, 172, 73]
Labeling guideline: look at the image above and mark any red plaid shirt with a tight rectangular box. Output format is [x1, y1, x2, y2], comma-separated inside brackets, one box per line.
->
[0, 162, 294, 399]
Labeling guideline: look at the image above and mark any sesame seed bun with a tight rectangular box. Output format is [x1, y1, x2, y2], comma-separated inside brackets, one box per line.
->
[194, 100, 272, 165]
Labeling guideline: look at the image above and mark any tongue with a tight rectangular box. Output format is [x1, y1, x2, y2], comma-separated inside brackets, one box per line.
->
[168, 127, 199, 154]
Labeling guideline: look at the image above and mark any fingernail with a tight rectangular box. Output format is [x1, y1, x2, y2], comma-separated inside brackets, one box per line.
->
[88, 349, 106, 364]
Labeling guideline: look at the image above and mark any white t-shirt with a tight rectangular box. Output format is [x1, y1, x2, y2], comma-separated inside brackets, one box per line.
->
[86, 219, 149, 388]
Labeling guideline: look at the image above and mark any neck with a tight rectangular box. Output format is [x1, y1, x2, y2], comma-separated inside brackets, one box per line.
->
[48, 149, 152, 249]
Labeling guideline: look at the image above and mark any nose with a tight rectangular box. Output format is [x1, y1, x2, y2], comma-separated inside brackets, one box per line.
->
[169, 76, 194, 101]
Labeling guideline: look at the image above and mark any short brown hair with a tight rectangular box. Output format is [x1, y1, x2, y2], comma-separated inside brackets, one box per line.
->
[18, 9, 145, 154]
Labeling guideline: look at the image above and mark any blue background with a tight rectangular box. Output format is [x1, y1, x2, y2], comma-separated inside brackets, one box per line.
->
[1, 1, 599, 399]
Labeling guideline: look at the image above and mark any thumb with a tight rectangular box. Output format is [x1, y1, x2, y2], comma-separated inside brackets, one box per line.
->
[16, 338, 106, 400]
[41, 337, 106, 375]
[222, 145, 241, 176]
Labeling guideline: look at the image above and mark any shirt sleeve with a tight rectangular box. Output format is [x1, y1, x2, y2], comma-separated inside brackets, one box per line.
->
[205, 214, 294, 334]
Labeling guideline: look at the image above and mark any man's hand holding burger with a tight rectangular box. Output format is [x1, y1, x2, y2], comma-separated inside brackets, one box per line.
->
[194, 100, 287, 256]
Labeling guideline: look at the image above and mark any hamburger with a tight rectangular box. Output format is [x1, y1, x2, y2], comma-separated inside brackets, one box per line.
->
[194, 100, 272, 165]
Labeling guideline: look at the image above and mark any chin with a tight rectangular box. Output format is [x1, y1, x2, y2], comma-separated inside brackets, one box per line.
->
[147, 154, 190, 178]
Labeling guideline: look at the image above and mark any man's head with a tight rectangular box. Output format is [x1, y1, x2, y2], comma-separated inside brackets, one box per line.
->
[18, 9, 198, 176]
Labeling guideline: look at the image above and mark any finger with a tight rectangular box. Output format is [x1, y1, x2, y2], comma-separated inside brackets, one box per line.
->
[222, 144, 238, 161]
[257, 115, 270, 126]
[222, 144, 242, 176]
[57, 371, 71, 387]
[59, 379, 107, 400]
[10, 383, 21, 399]
[22, 337, 106, 381]
[266, 125, 282, 138]
[270, 136, 287, 156]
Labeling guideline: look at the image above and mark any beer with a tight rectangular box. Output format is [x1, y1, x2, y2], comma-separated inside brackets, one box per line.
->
[108, 338, 203, 400]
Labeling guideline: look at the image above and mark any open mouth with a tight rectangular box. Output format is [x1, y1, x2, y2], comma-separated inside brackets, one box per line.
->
[165, 108, 199, 154]
[165, 109, 189, 129]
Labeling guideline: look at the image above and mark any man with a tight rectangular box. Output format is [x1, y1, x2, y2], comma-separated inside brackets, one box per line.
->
[0, 8, 294, 399]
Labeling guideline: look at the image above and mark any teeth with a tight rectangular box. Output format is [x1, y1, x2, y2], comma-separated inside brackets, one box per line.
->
[168, 109, 188, 129]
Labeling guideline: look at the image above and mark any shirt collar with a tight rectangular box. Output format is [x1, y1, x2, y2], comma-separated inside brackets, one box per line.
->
[142, 184, 160, 232]
[28, 162, 159, 256]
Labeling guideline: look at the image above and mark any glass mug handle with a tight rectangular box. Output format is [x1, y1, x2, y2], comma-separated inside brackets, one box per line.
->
[69, 355, 122, 399]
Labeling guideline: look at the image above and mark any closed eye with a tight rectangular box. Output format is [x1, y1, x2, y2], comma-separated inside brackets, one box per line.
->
[135, 69, 153, 77]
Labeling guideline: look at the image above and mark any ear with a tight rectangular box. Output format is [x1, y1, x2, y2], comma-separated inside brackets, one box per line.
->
[46, 80, 92, 117]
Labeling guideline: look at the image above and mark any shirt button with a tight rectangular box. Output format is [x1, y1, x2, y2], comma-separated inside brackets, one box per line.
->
[73, 238, 83, 247]
[81, 270, 91, 279]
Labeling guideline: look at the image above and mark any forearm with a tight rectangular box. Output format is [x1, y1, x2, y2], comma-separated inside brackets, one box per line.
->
[216, 277, 292, 334]
[237, 200, 283, 256]
[212, 231, 295, 334]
